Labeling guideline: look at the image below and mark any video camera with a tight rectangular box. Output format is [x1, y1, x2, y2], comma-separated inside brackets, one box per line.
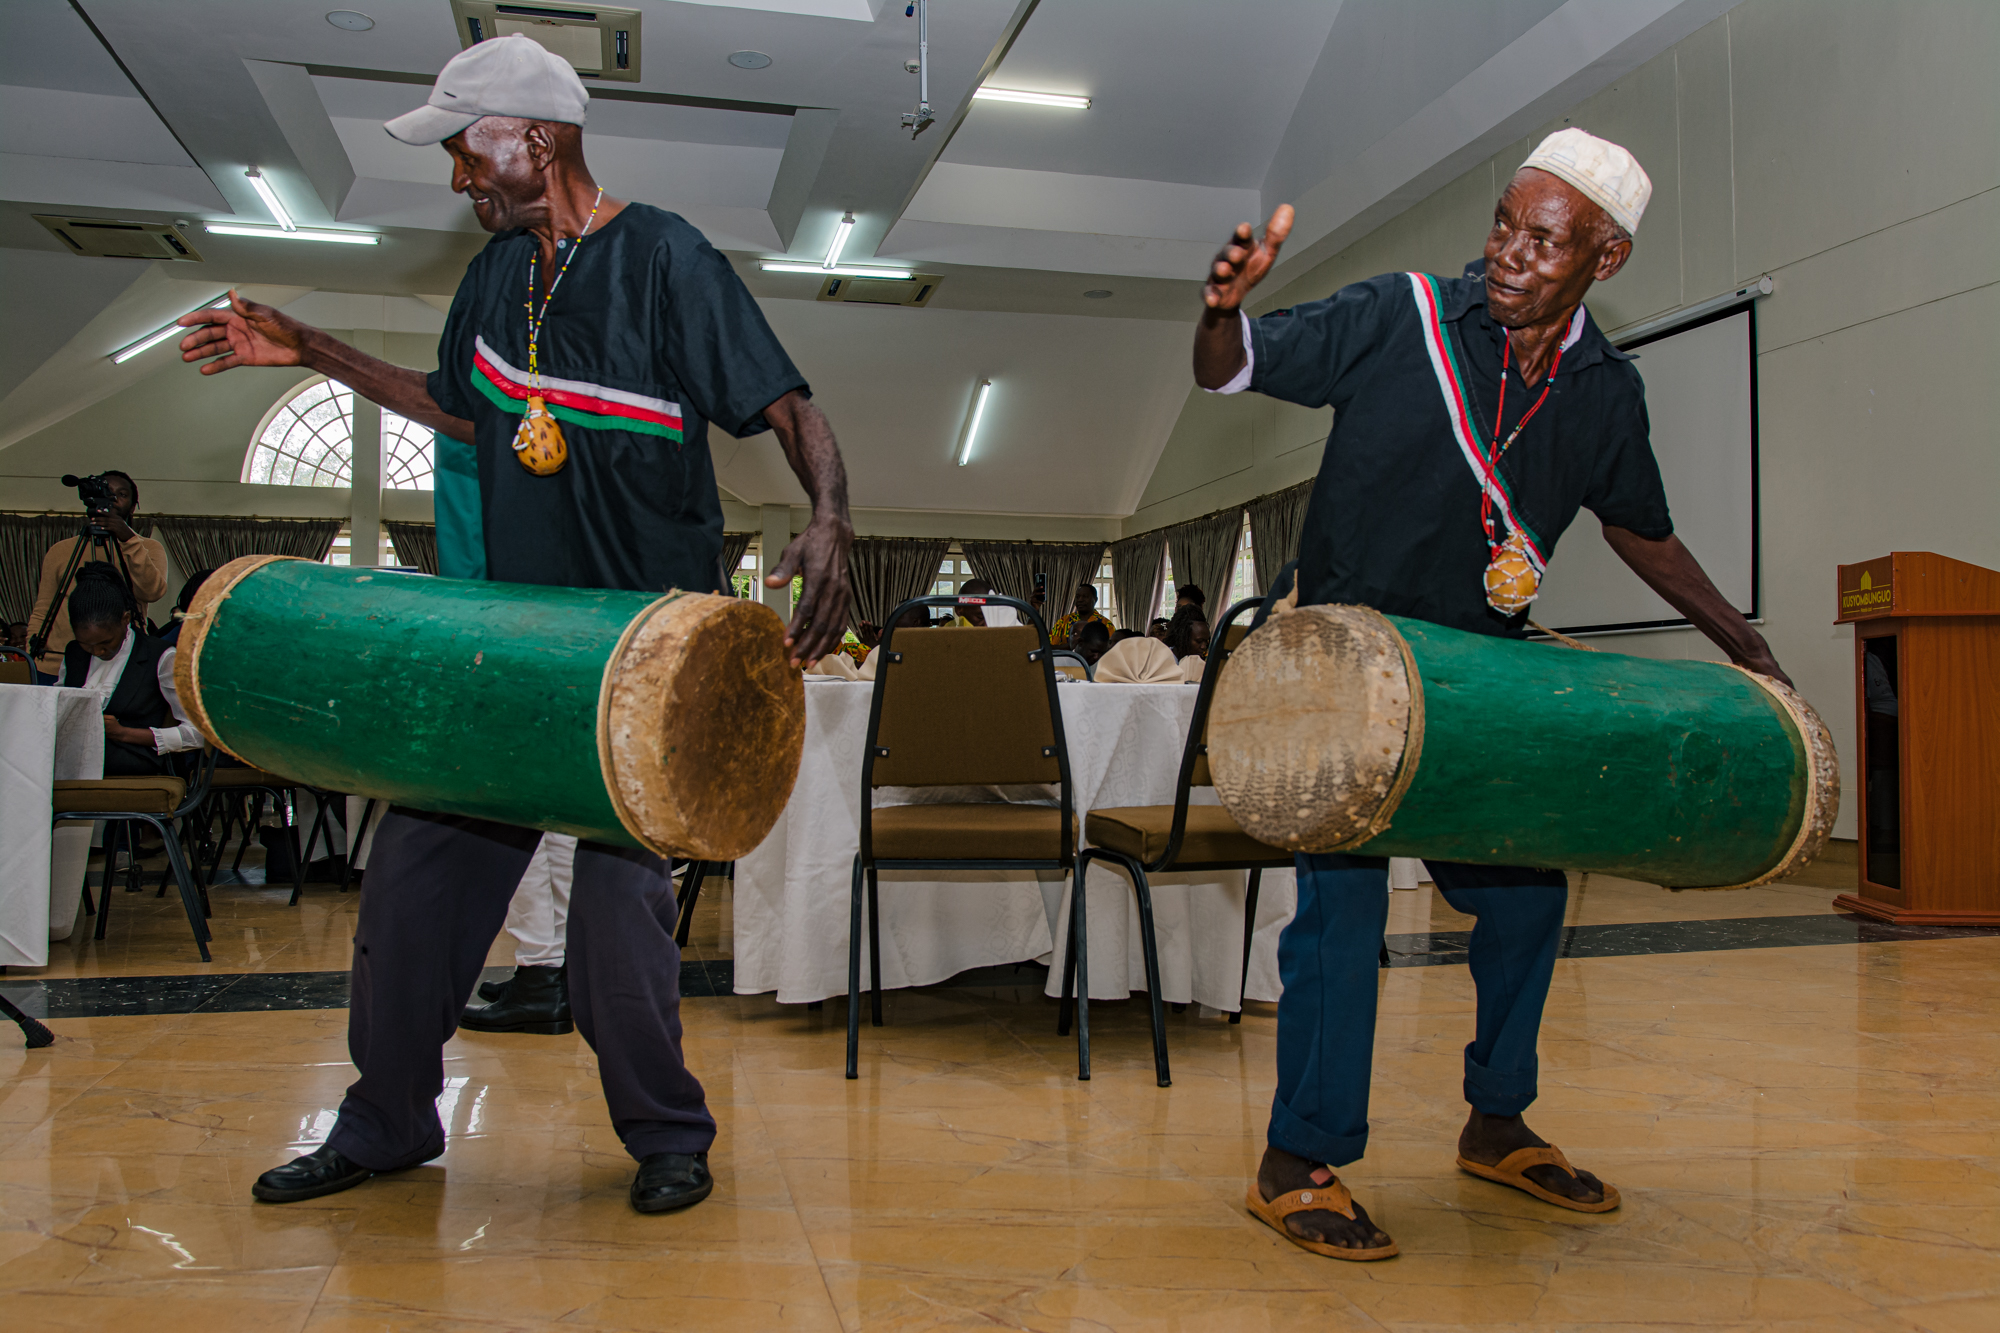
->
[63, 472, 118, 513]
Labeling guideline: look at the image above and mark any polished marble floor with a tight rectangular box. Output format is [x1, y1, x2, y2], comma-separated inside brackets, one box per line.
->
[4, 844, 1997, 1331]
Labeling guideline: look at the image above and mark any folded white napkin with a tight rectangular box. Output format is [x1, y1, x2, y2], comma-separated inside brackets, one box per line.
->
[807, 652, 860, 680]
[1179, 654, 1205, 684]
[1094, 637, 1183, 684]
[858, 645, 881, 681]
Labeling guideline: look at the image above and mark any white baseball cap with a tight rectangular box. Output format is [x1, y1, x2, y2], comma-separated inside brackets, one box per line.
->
[384, 33, 589, 146]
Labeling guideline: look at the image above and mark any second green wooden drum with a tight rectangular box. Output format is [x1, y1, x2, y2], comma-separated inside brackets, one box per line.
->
[176, 555, 804, 860]
[1208, 604, 1839, 889]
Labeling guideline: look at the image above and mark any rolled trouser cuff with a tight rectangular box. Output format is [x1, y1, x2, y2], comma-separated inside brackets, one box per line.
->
[1462, 1042, 1538, 1117]
[1268, 1097, 1369, 1169]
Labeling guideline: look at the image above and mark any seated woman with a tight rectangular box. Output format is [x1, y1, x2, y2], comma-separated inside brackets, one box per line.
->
[59, 562, 204, 776]
[1163, 605, 1211, 662]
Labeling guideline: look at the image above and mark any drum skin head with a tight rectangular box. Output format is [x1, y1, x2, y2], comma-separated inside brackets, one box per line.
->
[1208, 604, 1419, 852]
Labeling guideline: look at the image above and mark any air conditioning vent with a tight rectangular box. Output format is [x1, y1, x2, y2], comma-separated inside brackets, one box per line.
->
[816, 273, 942, 308]
[34, 215, 203, 261]
[451, 1, 641, 82]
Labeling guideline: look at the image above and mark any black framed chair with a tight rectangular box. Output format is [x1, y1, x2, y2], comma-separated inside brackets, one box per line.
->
[847, 593, 1078, 1079]
[1059, 596, 1290, 1086]
[55, 747, 220, 961]
[1048, 648, 1094, 681]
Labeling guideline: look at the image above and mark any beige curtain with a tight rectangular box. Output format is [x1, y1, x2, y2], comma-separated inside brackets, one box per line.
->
[384, 520, 439, 575]
[1247, 480, 1314, 593]
[149, 516, 340, 574]
[719, 532, 753, 595]
[1108, 530, 1168, 631]
[959, 540, 1038, 603]
[962, 540, 1105, 630]
[1036, 541, 1109, 628]
[1165, 509, 1244, 618]
[846, 536, 950, 630]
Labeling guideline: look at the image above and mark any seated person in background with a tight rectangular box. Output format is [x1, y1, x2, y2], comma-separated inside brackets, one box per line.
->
[1050, 581, 1115, 647]
[1147, 617, 1172, 642]
[59, 563, 203, 777]
[1174, 583, 1207, 617]
[1072, 620, 1113, 667]
[954, 578, 995, 626]
[157, 568, 218, 646]
[1164, 605, 1211, 661]
[842, 622, 879, 666]
[1109, 627, 1142, 647]
[895, 605, 935, 630]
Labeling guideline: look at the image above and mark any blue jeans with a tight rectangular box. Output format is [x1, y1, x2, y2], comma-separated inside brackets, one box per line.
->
[1268, 853, 1568, 1167]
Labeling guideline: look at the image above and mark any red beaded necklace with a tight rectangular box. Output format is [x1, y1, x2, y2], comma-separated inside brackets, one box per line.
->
[1477, 331, 1566, 552]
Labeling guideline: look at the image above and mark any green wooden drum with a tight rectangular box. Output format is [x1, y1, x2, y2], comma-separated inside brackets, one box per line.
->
[1208, 604, 1839, 888]
[176, 555, 804, 860]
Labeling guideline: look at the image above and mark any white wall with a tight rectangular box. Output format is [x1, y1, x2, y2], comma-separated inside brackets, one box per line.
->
[1126, 0, 2000, 838]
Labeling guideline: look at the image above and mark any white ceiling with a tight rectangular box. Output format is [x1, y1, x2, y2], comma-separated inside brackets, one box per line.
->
[0, 0, 1743, 519]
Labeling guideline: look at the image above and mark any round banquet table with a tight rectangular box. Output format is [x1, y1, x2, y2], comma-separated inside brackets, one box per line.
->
[0, 683, 107, 967]
[730, 677, 1301, 1009]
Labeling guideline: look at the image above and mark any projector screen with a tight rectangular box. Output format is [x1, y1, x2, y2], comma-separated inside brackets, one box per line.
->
[1532, 306, 1759, 635]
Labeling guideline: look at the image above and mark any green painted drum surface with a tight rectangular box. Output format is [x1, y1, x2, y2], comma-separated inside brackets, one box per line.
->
[1353, 617, 1807, 886]
[194, 561, 656, 846]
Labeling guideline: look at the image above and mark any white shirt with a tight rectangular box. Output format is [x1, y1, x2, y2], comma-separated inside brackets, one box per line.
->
[79, 628, 203, 755]
[1202, 311, 1257, 395]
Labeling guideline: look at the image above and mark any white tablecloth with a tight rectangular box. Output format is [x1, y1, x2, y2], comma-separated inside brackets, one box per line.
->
[732, 679, 1299, 1009]
[0, 684, 106, 967]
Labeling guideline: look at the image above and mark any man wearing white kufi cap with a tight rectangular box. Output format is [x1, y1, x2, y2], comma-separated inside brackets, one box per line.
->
[1189, 129, 1789, 1261]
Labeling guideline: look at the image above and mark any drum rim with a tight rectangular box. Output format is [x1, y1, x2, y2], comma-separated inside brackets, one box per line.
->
[1695, 666, 1841, 890]
[175, 552, 296, 766]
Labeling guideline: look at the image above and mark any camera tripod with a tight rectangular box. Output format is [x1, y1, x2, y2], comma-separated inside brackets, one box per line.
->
[26, 518, 140, 669]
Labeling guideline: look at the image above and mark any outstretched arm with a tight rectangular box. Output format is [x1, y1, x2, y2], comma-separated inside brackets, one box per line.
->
[760, 390, 854, 666]
[1601, 525, 1790, 686]
[180, 292, 472, 444]
[1194, 204, 1294, 389]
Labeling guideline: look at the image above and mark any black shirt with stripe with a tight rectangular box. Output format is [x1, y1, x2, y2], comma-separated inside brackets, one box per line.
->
[1247, 272, 1671, 637]
[429, 204, 808, 594]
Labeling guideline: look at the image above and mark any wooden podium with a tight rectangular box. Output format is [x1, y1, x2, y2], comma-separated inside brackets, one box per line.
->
[1832, 552, 2000, 924]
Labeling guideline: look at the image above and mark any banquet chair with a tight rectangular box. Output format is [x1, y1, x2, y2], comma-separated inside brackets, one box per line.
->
[54, 746, 220, 961]
[847, 593, 1078, 1079]
[201, 766, 311, 900]
[1049, 648, 1093, 681]
[1061, 597, 1287, 1086]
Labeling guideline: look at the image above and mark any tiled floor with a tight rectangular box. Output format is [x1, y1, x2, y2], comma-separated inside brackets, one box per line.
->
[3, 844, 1997, 1331]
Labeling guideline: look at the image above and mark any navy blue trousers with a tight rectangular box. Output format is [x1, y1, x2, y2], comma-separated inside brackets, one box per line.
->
[327, 808, 715, 1171]
[1268, 853, 1568, 1168]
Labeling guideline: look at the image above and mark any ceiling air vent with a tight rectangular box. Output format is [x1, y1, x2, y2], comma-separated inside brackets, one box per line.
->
[815, 273, 943, 308]
[35, 216, 203, 261]
[450, 2, 641, 82]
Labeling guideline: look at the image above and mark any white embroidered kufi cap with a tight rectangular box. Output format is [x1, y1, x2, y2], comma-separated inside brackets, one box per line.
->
[1520, 128, 1652, 236]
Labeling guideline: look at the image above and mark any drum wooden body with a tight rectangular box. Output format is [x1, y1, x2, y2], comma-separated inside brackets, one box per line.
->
[1209, 605, 1838, 888]
[176, 556, 804, 860]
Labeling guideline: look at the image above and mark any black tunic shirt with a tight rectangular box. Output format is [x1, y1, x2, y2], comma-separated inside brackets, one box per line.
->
[429, 204, 808, 594]
[1245, 272, 1672, 637]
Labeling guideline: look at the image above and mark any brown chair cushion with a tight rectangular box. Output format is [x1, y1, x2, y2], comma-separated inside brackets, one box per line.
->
[54, 776, 186, 815]
[870, 802, 1075, 861]
[1086, 803, 1291, 868]
[207, 767, 295, 789]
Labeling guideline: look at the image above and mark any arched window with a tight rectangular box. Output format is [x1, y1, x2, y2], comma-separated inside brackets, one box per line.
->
[245, 377, 434, 489]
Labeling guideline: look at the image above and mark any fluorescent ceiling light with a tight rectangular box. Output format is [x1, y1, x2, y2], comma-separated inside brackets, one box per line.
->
[205, 223, 379, 245]
[759, 262, 912, 279]
[111, 297, 232, 364]
[824, 211, 855, 268]
[973, 87, 1090, 109]
[956, 379, 992, 466]
[245, 167, 295, 230]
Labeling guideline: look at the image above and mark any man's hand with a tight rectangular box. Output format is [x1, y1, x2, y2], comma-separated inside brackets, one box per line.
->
[1600, 526, 1792, 687]
[103, 714, 153, 747]
[1203, 204, 1295, 314]
[178, 291, 310, 375]
[761, 390, 854, 667]
[1194, 205, 1294, 388]
[94, 510, 135, 542]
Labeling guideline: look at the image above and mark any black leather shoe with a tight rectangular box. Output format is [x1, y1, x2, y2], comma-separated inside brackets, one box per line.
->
[251, 1145, 375, 1203]
[477, 972, 513, 1003]
[460, 964, 571, 1035]
[630, 1151, 714, 1213]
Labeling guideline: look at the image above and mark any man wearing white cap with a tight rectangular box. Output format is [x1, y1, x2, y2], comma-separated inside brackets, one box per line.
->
[1192, 130, 1789, 1261]
[180, 34, 855, 1213]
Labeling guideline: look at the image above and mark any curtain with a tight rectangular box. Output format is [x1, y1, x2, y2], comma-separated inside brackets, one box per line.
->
[384, 520, 439, 575]
[148, 516, 340, 575]
[845, 536, 950, 630]
[0, 512, 158, 624]
[718, 532, 753, 596]
[1165, 508, 1244, 619]
[961, 540, 1106, 629]
[1247, 480, 1314, 593]
[1107, 529, 1168, 631]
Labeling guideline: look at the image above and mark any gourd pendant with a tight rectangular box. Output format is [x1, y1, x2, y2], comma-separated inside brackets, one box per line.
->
[1483, 529, 1540, 615]
[512, 395, 568, 475]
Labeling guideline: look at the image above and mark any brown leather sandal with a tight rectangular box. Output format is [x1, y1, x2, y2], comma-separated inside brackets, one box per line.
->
[1456, 1144, 1620, 1213]
[1244, 1176, 1399, 1261]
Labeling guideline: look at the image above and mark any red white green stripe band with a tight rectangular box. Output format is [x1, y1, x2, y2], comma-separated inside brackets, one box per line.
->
[471, 336, 683, 441]
[1406, 273, 1584, 572]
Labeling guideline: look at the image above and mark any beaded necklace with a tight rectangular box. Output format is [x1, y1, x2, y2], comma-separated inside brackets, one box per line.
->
[510, 187, 604, 475]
